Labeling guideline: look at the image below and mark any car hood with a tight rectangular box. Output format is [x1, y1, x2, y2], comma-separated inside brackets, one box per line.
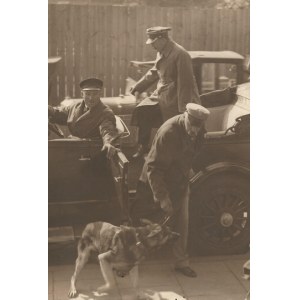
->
[60, 94, 137, 115]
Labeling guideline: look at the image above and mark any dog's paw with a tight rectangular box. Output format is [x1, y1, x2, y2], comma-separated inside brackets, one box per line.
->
[97, 283, 113, 294]
[68, 288, 77, 298]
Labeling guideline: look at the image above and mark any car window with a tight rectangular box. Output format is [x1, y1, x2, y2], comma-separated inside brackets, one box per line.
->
[197, 63, 238, 94]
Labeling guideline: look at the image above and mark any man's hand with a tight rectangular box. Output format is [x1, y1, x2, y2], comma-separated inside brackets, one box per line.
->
[134, 91, 141, 104]
[160, 198, 174, 216]
[48, 105, 55, 118]
[101, 143, 120, 159]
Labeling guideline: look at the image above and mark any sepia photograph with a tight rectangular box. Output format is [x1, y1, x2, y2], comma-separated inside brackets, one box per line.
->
[48, 0, 250, 299]
[3, 0, 300, 299]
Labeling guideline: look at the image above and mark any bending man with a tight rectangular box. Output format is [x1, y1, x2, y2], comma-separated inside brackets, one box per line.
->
[134, 103, 210, 277]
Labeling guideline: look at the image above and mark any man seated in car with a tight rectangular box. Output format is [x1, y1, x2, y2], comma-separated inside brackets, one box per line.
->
[48, 78, 119, 159]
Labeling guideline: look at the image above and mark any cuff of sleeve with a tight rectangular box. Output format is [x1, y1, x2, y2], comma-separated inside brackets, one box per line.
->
[130, 87, 138, 95]
[160, 197, 171, 209]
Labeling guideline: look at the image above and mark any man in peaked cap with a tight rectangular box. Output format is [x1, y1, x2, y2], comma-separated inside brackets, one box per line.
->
[132, 103, 210, 278]
[48, 78, 119, 159]
[130, 26, 200, 158]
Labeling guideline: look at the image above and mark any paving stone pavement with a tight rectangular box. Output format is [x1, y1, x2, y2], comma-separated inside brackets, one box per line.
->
[48, 253, 249, 300]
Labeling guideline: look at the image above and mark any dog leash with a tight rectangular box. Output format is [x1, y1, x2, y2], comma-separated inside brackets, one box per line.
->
[160, 215, 172, 226]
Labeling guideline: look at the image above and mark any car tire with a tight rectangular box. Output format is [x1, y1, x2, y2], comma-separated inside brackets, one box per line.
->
[189, 173, 250, 255]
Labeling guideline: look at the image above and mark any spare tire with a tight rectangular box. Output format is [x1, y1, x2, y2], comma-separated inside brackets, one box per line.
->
[189, 173, 250, 255]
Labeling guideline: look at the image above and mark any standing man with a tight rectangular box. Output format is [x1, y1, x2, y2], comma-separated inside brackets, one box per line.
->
[130, 26, 200, 158]
[133, 103, 210, 277]
[48, 78, 119, 159]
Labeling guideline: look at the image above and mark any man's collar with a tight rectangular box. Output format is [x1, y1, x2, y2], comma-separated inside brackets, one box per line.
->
[83, 100, 101, 111]
[160, 39, 174, 58]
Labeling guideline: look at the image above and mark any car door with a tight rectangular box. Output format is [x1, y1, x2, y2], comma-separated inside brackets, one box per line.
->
[48, 138, 129, 226]
[109, 150, 129, 223]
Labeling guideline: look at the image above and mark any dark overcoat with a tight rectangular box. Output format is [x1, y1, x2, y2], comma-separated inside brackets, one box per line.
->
[131, 40, 200, 122]
[139, 114, 205, 208]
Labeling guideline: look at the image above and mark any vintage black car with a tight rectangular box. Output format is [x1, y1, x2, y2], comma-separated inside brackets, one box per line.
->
[48, 51, 249, 254]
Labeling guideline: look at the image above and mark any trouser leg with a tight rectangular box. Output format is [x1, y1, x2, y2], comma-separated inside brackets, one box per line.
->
[173, 185, 190, 268]
[135, 105, 163, 148]
[138, 121, 153, 148]
[131, 181, 164, 225]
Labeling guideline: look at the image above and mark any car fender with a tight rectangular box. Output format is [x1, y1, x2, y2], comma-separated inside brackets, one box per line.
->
[190, 161, 250, 190]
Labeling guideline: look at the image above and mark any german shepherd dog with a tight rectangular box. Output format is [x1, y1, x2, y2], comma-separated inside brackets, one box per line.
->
[68, 218, 179, 298]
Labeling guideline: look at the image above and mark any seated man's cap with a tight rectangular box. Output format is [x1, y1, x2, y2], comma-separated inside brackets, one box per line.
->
[146, 26, 171, 45]
[80, 78, 103, 90]
[186, 103, 210, 122]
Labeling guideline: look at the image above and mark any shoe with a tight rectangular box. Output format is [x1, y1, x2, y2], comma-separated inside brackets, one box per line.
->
[175, 266, 197, 278]
[132, 144, 145, 159]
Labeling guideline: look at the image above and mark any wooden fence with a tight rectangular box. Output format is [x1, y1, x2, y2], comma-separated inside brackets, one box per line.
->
[48, 4, 250, 105]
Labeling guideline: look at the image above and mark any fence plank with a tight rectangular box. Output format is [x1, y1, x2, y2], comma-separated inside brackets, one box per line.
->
[183, 8, 192, 50]
[65, 6, 73, 97]
[57, 5, 67, 103]
[136, 6, 144, 62]
[143, 7, 154, 61]
[48, 5, 59, 104]
[98, 6, 105, 84]
[202, 9, 208, 50]
[128, 6, 137, 62]
[244, 8, 250, 56]
[73, 5, 81, 97]
[172, 7, 183, 47]
[119, 6, 127, 94]
[88, 5, 94, 76]
[82, 5, 89, 76]
[104, 5, 112, 96]
[112, 6, 120, 96]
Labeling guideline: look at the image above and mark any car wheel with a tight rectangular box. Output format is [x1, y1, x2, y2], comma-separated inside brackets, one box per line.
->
[189, 173, 249, 255]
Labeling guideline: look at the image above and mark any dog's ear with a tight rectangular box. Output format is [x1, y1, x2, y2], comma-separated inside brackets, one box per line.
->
[140, 218, 153, 226]
[147, 226, 162, 238]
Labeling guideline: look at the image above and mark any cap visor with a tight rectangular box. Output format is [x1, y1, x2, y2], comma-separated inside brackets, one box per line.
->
[82, 88, 101, 91]
[146, 37, 158, 45]
[146, 38, 153, 45]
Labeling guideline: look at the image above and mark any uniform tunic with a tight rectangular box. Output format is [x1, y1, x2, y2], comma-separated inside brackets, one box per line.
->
[131, 39, 200, 122]
[49, 100, 118, 144]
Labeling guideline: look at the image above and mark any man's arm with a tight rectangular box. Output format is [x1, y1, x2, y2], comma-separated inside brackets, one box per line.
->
[99, 110, 120, 159]
[48, 105, 69, 125]
[131, 65, 159, 95]
[146, 130, 179, 215]
[176, 51, 200, 112]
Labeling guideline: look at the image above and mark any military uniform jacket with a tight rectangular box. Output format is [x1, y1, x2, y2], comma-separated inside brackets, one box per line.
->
[139, 114, 205, 206]
[49, 100, 118, 144]
[131, 40, 200, 121]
